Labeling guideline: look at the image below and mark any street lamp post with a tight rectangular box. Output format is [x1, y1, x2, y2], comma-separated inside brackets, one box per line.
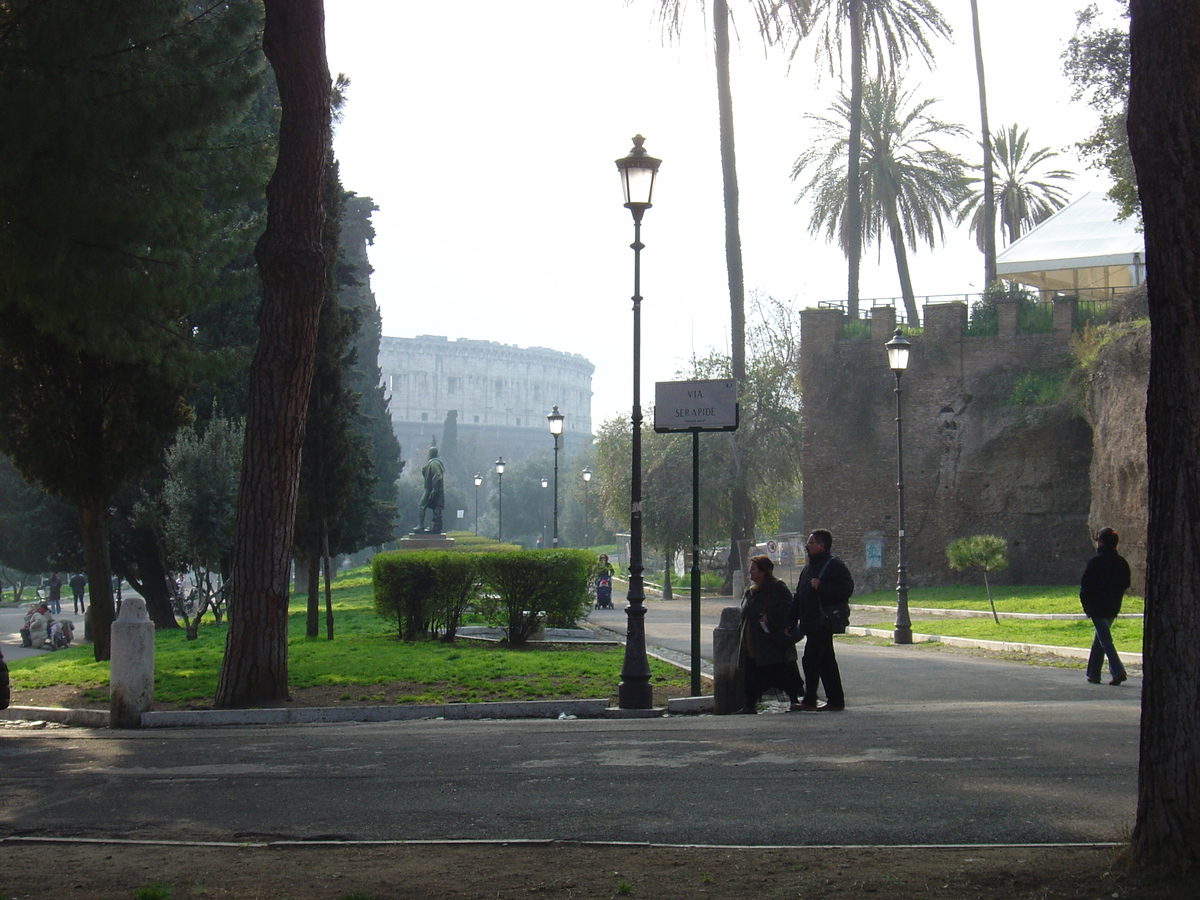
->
[473, 472, 483, 535]
[886, 329, 913, 645]
[582, 466, 592, 548]
[547, 405, 564, 548]
[494, 457, 506, 543]
[540, 476, 549, 547]
[615, 134, 661, 709]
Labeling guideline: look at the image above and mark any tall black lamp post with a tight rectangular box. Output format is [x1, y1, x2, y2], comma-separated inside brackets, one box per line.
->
[473, 472, 483, 535]
[547, 405, 564, 548]
[886, 329, 913, 644]
[582, 466, 592, 548]
[494, 457, 506, 543]
[615, 134, 661, 709]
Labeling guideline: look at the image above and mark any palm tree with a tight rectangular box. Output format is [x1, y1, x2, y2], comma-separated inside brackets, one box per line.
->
[968, 0, 997, 286]
[958, 124, 1075, 250]
[793, 78, 971, 325]
[796, 0, 952, 318]
[654, 0, 809, 589]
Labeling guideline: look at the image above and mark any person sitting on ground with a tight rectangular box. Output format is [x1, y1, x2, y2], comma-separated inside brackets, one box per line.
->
[25, 602, 53, 649]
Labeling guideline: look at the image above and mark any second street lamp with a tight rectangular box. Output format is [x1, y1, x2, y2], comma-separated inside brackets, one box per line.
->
[614, 134, 661, 709]
[473, 472, 483, 535]
[540, 476, 549, 548]
[494, 457, 506, 543]
[886, 328, 913, 645]
[582, 466, 592, 548]
[547, 405, 564, 548]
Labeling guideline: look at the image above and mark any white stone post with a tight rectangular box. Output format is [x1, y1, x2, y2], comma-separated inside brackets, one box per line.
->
[109, 597, 154, 728]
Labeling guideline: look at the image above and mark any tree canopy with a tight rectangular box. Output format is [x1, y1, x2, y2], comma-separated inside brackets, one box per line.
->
[0, 0, 270, 658]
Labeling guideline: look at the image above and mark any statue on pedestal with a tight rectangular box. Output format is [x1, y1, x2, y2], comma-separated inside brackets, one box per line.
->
[416, 443, 445, 533]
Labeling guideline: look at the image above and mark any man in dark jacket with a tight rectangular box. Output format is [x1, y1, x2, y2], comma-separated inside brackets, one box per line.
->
[1080, 526, 1132, 685]
[793, 530, 854, 711]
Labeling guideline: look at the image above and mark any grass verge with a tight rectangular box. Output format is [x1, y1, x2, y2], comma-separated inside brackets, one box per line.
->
[6, 567, 691, 708]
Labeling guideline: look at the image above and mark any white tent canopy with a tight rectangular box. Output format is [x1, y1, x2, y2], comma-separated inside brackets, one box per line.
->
[996, 191, 1144, 297]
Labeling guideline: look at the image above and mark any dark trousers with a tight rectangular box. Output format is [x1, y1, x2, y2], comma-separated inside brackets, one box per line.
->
[802, 627, 844, 707]
[744, 657, 805, 705]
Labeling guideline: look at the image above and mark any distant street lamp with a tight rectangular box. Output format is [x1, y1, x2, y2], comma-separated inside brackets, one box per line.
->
[886, 328, 913, 645]
[473, 472, 483, 535]
[494, 457, 506, 543]
[547, 405, 564, 548]
[582, 466, 592, 548]
[614, 134, 661, 709]
[540, 476, 549, 547]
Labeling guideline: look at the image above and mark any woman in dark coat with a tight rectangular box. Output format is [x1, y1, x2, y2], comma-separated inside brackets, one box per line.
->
[736, 555, 805, 714]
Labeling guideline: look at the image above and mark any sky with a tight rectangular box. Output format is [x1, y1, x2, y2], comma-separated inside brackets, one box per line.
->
[323, 0, 1117, 428]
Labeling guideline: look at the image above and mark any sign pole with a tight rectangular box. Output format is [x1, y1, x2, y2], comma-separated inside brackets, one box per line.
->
[690, 427, 702, 696]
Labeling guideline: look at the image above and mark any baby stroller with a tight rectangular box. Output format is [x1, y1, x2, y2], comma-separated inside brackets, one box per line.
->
[595, 574, 614, 609]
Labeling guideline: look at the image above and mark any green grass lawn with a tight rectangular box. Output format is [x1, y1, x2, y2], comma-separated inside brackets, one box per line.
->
[7, 567, 691, 707]
[854, 584, 1144, 615]
[854, 584, 1143, 652]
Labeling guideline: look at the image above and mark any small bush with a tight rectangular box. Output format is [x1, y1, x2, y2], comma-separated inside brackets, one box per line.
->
[374, 549, 592, 644]
[476, 550, 592, 643]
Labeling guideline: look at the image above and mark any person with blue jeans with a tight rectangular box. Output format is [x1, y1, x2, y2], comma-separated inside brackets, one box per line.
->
[1079, 527, 1132, 686]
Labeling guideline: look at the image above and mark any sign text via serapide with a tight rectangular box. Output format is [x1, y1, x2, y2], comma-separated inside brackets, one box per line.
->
[654, 379, 739, 432]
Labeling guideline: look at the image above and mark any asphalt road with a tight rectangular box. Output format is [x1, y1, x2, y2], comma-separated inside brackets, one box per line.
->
[1, 638, 1139, 847]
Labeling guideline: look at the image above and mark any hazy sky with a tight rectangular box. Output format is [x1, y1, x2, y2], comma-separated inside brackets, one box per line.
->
[324, 0, 1115, 427]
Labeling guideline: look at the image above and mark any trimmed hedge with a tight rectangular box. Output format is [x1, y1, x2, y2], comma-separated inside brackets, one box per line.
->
[373, 549, 592, 645]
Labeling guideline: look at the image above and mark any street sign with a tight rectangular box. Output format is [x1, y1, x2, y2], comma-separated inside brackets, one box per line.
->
[653, 379, 739, 432]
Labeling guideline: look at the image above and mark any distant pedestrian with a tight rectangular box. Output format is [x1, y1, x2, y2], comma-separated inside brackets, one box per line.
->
[47, 573, 62, 614]
[70, 572, 87, 614]
[736, 555, 805, 714]
[793, 531, 854, 712]
[1080, 527, 1132, 686]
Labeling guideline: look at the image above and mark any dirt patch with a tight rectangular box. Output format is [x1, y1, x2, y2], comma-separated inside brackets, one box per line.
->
[1, 841, 1195, 900]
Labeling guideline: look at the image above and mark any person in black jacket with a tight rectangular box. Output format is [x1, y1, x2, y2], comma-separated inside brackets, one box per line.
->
[793, 530, 854, 711]
[1080, 527, 1132, 685]
[736, 555, 805, 714]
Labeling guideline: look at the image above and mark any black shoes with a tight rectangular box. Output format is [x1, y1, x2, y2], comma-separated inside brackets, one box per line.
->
[1110, 673, 1127, 686]
[1086, 676, 1101, 684]
[816, 703, 845, 712]
[735, 705, 758, 715]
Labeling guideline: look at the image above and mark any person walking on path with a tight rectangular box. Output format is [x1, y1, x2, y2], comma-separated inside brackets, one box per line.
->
[736, 555, 805, 714]
[1080, 527, 1132, 686]
[46, 573, 62, 614]
[69, 572, 87, 614]
[794, 531, 854, 712]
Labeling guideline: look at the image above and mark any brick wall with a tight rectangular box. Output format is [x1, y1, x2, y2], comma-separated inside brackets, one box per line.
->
[800, 303, 1092, 590]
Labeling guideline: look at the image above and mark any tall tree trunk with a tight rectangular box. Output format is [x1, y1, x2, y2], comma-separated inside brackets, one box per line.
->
[215, 0, 331, 708]
[122, 527, 179, 629]
[886, 208, 919, 325]
[713, 0, 754, 589]
[78, 499, 114, 661]
[845, 0, 864, 319]
[1127, 0, 1200, 867]
[969, 0, 996, 286]
[305, 550, 320, 637]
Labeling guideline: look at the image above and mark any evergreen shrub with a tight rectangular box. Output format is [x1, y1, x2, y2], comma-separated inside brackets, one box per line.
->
[373, 549, 592, 645]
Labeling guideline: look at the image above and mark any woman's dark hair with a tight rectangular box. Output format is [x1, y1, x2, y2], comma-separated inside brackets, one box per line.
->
[749, 554, 775, 578]
[1096, 527, 1119, 549]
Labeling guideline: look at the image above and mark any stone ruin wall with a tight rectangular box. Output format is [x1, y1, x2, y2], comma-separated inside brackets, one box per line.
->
[800, 301, 1101, 592]
[1082, 326, 1149, 593]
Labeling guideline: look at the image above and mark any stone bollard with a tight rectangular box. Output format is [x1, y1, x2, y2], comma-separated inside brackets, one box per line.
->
[712, 607, 744, 715]
[109, 597, 154, 728]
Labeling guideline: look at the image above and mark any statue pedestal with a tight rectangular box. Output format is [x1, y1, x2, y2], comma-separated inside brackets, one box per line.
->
[399, 533, 456, 551]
